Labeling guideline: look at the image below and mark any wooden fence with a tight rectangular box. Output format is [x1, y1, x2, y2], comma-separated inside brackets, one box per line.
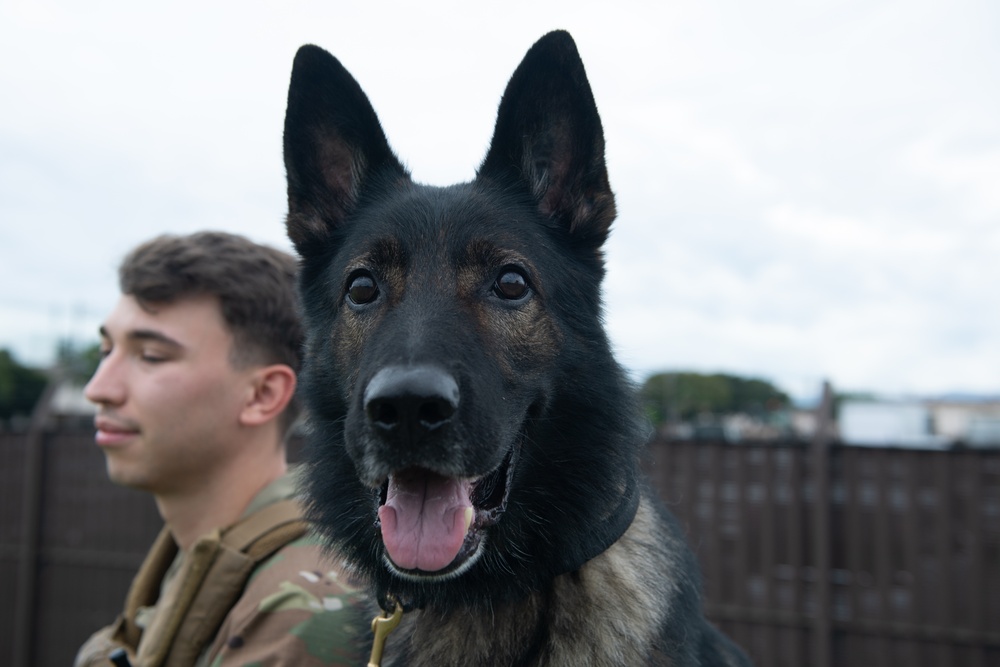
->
[2, 423, 998, 665]
[646, 439, 1000, 666]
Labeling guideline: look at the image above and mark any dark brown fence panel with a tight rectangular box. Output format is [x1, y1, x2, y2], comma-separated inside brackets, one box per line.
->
[646, 438, 1000, 667]
[1, 428, 160, 667]
[36, 430, 160, 666]
[0, 433, 28, 665]
[4, 422, 999, 667]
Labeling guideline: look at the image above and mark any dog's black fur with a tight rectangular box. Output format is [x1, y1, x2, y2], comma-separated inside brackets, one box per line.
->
[283, 31, 751, 666]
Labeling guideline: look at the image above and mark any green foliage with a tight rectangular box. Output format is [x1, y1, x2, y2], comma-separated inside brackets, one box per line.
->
[641, 371, 790, 425]
[0, 348, 48, 420]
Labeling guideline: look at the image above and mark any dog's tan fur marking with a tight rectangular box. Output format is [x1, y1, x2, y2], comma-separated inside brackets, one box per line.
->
[382, 497, 683, 666]
[457, 240, 563, 380]
[333, 238, 407, 396]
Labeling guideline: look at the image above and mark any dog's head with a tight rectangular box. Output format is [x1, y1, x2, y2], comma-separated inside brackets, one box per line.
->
[283, 31, 642, 610]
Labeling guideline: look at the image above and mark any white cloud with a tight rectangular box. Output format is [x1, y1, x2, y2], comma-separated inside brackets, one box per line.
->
[763, 204, 959, 257]
[1, 0, 998, 400]
[903, 127, 1000, 222]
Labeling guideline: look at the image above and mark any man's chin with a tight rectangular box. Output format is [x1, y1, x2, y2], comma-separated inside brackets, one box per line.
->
[104, 461, 151, 491]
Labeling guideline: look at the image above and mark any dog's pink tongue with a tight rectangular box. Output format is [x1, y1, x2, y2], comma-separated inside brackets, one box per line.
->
[378, 469, 473, 572]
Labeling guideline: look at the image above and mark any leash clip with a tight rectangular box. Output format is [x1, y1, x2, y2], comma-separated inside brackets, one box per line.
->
[367, 595, 404, 667]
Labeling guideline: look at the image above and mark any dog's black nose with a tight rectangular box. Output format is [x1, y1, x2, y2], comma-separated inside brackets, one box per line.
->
[364, 365, 459, 436]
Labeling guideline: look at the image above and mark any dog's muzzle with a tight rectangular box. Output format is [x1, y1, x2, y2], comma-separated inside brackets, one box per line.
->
[361, 364, 516, 577]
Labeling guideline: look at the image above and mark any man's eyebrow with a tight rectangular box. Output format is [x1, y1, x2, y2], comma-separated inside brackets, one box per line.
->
[98, 325, 183, 349]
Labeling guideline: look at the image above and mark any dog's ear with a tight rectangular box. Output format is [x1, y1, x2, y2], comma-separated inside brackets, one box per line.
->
[478, 31, 615, 246]
[283, 45, 408, 256]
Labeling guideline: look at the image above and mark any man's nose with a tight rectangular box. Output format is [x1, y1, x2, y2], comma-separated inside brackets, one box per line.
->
[84, 353, 125, 405]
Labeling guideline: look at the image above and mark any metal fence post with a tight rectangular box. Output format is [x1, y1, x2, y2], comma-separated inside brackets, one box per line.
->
[811, 381, 834, 667]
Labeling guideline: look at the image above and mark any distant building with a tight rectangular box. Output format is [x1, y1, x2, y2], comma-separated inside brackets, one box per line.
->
[838, 400, 946, 448]
[790, 408, 820, 439]
[927, 399, 1000, 447]
[839, 398, 1000, 448]
[51, 382, 95, 418]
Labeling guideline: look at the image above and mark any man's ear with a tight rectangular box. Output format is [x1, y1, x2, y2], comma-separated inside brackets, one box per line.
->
[240, 364, 297, 427]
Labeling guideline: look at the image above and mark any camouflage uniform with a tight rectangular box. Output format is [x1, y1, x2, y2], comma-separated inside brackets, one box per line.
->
[198, 534, 367, 666]
[75, 471, 370, 667]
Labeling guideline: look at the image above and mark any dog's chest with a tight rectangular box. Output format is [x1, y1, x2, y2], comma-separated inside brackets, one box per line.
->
[384, 604, 668, 667]
[380, 529, 673, 667]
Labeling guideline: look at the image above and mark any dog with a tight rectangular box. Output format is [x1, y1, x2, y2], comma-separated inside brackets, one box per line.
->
[282, 30, 752, 666]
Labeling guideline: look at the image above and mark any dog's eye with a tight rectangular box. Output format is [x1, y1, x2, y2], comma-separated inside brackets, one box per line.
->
[494, 269, 530, 301]
[347, 273, 379, 305]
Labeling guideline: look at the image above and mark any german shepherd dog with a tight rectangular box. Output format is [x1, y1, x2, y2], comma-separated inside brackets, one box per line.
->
[283, 31, 751, 666]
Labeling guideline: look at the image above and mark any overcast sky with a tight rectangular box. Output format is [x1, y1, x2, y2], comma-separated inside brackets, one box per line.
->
[1, 0, 997, 402]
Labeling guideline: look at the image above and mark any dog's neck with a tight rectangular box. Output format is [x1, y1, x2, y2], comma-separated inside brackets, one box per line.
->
[383, 496, 677, 667]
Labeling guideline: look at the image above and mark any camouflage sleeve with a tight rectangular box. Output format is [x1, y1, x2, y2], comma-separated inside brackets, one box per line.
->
[201, 535, 371, 667]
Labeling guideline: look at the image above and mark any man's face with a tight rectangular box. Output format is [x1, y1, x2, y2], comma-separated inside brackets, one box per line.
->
[85, 294, 253, 494]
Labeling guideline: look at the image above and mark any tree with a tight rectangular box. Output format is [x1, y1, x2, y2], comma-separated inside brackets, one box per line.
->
[0, 348, 48, 421]
[640, 371, 790, 425]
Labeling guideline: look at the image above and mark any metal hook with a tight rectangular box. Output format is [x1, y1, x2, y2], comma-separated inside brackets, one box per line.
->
[367, 596, 404, 667]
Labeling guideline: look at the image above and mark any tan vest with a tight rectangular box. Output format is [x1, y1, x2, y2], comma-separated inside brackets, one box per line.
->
[75, 499, 307, 667]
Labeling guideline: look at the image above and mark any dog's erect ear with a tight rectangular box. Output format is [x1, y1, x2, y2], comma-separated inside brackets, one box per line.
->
[478, 31, 615, 246]
[283, 45, 408, 255]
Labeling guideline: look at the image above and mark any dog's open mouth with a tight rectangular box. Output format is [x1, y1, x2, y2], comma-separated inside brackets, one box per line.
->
[376, 445, 516, 578]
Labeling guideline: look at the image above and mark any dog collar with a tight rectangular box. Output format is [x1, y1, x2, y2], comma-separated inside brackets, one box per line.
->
[560, 467, 641, 574]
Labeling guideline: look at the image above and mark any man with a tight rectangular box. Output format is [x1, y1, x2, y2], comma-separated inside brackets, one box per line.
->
[75, 231, 368, 667]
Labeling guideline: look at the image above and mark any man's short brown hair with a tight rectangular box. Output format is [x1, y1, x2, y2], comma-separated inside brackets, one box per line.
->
[119, 231, 303, 430]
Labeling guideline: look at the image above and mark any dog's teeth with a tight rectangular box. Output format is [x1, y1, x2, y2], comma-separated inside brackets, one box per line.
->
[464, 506, 474, 532]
